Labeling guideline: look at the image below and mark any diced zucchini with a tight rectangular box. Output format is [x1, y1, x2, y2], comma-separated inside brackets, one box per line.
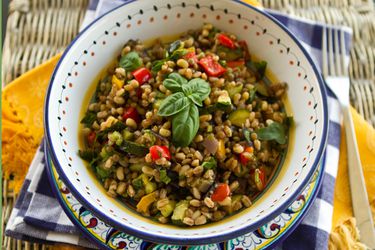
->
[119, 140, 148, 156]
[217, 95, 232, 106]
[159, 200, 176, 217]
[206, 125, 213, 133]
[129, 163, 144, 172]
[226, 84, 243, 98]
[136, 191, 157, 214]
[171, 200, 189, 223]
[122, 130, 134, 141]
[228, 109, 251, 127]
[132, 175, 144, 190]
[254, 82, 269, 97]
[140, 174, 157, 194]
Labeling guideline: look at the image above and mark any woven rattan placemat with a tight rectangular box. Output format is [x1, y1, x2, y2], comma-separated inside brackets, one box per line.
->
[2, 0, 374, 249]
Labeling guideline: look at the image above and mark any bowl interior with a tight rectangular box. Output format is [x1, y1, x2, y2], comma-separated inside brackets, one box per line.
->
[45, 0, 327, 244]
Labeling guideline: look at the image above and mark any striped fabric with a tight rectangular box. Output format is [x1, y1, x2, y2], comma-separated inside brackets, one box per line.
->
[5, 1, 352, 249]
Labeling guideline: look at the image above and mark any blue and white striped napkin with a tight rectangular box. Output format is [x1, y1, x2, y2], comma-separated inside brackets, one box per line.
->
[5, 1, 352, 249]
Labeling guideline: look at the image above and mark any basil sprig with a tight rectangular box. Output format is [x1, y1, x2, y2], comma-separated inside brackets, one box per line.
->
[256, 122, 287, 144]
[157, 73, 211, 146]
[119, 51, 142, 71]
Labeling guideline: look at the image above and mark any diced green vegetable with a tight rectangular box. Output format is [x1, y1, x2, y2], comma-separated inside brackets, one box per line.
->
[206, 125, 213, 133]
[217, 95, 232, 106]
[97, 122, 126, 141]
[202, 157, 217, 170]
[254, 61, 267, 78]
[171, 200, 189, 223]
[159, 169, 171, 184]
[99, 147, 112, 160]
[108, 131, 123, 146]
[122, 129, 134, 141]
[159, 200, 176, 217]
[254, 82, 269, 97]
[78, 149, 97, 161]
[243, 128, 252, 145]
[247, 89, 257, 104]
[256, 122, 287, 144]
[151, 59, 166, 73]
[143, 130, 156, 146]
[228, 109, 251, 127]
[132, 176, 144, 190]
[119, 140, 149, 156]
[145, 181, 157, 194]
[226, 84, 243, 98]
[119, 51, 142, 71]
[96, 166, 111, 179]
[80, 111, 97, 127]
[129, 163, 144, 172]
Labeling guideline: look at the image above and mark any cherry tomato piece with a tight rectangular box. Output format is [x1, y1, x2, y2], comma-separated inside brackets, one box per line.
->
[87, 131, 96, 145]
[211, 183, 230, 202]
[254, 168, 266, 191]
[122, 107, 140, 123]
[132, 67, 152, 85]
[184, 51, 198, 64]
[239, 146, 254, 165]
[149, 145, 171, 161]
[198, 56, 226, 77]
[217, 34, 236, 49]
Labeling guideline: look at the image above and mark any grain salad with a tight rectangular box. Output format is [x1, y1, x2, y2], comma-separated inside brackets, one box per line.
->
[79, 23, 291, 226]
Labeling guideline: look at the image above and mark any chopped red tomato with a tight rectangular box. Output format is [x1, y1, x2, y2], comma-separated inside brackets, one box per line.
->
[217, 34, 236, 49]
[211, 183, 230, 202]
[254, 168, 266, 191]
[227, 59, 245, 68]
[198, 56, 226, 77]
[239, 146, 254, 165]
[149, 145, 171, 161]
[87, 131, 96, 145]
[132, 67, 152, 85]
[184, 51, 198, 64]
[122, 107, 140, 123]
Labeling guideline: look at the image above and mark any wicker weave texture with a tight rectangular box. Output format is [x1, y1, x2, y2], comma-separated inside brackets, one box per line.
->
[1, 0, 375, 250]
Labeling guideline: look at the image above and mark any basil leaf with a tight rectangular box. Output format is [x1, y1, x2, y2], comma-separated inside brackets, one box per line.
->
[256, 122, 286, 144]
[182, 78, 211, 101]
[119, 52, 142, 71]
[157, 92, 190, 117]
[172, 104, 199, 147]
[80, 111, 97, 127]
[169, 48, 188, 60]
[168, 72, 188, 85]
[202, 157, 217, 170]
[151, 59, 166, 73]
[188, 93, 203, 107]
[254, 61, 267, 78]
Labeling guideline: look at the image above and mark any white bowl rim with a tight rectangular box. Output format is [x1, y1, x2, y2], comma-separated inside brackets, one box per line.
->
[44, 0, 329, 245]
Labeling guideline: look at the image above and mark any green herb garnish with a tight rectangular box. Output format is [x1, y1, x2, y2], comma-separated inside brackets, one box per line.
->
[202, 157, 217, 170]
[119, 51, 142, 71]
[157, 73, 210, 147]
[256, 122, 286, 144]
[80, 111, 97, 127]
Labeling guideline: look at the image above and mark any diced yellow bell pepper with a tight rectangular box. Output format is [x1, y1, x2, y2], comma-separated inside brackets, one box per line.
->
[136, 191, 157, 214]
[216, 139, 226, 160]
[112, 75, 124, 88]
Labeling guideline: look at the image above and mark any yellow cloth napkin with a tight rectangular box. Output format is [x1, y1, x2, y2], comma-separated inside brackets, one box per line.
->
[2, 53, 61, 193]
[329, 107, 375, 249]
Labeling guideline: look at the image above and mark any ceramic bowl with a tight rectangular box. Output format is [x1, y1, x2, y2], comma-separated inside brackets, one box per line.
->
[45, 0, 328, 245]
